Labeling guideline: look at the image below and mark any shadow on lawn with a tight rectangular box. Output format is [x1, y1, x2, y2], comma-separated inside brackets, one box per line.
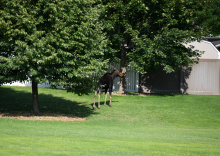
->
[91, 100, 119, 109]
[0, 87, 96, 118]
[112, 91, 178, 97]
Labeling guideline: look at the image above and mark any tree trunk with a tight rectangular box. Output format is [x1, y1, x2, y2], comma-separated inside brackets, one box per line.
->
[119, 48, 127, 94]
[32, 81, 40, 116]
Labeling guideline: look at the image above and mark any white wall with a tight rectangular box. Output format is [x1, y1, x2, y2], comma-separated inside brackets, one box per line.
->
[185, 61, 220, 95]
[184, 40, 220, 95]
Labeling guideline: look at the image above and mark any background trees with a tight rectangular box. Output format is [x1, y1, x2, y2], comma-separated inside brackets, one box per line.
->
[100, 0, 217, 94]
[196, 0, 220, 36]
[0, 0, 109, 115]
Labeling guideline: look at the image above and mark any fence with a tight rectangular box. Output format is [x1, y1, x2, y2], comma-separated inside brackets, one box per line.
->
[108, 64, 139, 92]
[3, 79, 52, 88]
[125, 65, 139, 92]
[3, 65, 140, 92]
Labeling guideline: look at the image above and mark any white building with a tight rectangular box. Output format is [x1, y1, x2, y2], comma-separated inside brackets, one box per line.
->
[183, 40, 220, 95]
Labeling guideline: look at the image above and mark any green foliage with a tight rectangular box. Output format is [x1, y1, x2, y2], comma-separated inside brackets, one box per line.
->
[100, 0, 212, 74]
[0, 0, 109, 93]
[195, 0, 220, 36]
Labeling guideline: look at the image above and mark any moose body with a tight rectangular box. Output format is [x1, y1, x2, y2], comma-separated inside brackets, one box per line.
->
[93, 67, 124, 109]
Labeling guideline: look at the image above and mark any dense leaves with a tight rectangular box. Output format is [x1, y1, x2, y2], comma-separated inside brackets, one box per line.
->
[100, 0, 214, 74]
[195, 0, 220, 36]
[0, 0, 109, 94]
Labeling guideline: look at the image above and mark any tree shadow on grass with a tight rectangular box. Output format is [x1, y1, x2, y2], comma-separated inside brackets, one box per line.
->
[91, 100, 119, 109]
[113, 92, 177, 97]
[0, 87, 96, 118]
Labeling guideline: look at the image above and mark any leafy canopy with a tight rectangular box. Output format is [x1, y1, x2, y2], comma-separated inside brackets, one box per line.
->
[196, 0, 220, 36]
[100, 0, 212, 74]
[0, 0, 109, 94]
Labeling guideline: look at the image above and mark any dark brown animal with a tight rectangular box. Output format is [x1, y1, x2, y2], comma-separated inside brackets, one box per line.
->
[93, 66, 124, 109]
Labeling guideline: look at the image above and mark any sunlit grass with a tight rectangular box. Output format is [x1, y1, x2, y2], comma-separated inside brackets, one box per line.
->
[0, 86, 219, 155]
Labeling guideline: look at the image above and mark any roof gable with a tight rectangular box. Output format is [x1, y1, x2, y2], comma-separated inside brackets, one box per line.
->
[186, 40, 220, 60]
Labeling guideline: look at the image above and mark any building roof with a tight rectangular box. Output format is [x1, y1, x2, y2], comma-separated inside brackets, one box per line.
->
[186, 40, 220, 60]
[206, 37, 220, 51]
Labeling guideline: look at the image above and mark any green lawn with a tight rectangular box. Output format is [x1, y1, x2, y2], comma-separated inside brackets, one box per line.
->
[0, 86, 219, 155]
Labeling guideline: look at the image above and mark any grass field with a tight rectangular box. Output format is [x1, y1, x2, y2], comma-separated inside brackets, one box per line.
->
[0, 86, 219, 155]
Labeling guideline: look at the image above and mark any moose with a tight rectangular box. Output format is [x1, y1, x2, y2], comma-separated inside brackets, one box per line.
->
[93, 66, 124, 109]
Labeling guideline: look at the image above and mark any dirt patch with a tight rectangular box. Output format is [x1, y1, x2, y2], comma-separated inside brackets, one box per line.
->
[0, 112, 86, 121]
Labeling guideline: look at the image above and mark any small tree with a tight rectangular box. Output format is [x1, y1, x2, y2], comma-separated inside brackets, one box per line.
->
[100, 0, 214, 94]
[0, 0, 109, 115]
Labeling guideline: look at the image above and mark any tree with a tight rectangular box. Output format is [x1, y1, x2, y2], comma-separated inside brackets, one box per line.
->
[0, 0, 109, 115]
[100, 0, 213, 94]
[196, 0, 220, 36]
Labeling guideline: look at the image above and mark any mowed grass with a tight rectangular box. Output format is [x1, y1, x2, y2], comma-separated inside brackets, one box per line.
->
[0, 86, 219, 155]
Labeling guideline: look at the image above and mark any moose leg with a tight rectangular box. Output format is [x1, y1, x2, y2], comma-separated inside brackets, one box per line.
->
[93, 91, 97, 109]
[109, 87, 112, 107]
[104, 88, 108, 106]
[104, 94, 107, 106]
[98, 88, 101, 109]
[109, 92, 112, 107]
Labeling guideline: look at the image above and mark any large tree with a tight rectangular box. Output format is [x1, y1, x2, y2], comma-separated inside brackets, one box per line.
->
[100, 0, 214, 94]
[0, 0, 109, 115]
[196, 0, 220, 36]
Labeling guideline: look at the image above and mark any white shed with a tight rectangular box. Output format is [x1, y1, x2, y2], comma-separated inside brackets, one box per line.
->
[183, 40, 220, 95]
[140, 39, 220, 95]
